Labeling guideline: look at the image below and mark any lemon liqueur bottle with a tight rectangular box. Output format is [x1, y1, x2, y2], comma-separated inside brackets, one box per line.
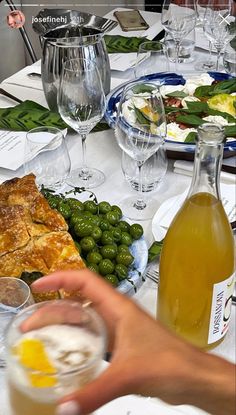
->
[157, 123, 235, 349]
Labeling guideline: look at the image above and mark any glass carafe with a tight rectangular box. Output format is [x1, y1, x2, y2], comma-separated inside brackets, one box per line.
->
[157, 123, 235, 349]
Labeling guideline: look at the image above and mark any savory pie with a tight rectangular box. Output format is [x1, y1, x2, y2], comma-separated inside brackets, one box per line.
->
[0, 174, 85, 298]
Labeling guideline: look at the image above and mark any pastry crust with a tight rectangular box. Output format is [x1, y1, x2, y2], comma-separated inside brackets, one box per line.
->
[0, 174, 85, 282]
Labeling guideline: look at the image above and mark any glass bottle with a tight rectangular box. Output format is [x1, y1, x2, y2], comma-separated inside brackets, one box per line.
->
[157, 123, 235, 350]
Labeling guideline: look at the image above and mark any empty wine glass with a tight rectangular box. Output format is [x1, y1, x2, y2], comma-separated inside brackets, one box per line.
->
[194, 0, 216, 70]
[134, 41, 170, 78]
[58, 58, 106, 189]
[115, 82, 166, 220]
[203, 0, 235, 71]
[161, 0, 197, 71]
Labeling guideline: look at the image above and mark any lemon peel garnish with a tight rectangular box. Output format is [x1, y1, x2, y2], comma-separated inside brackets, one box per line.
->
[208, 94, 236, 117]
[15, 338, 57, 388]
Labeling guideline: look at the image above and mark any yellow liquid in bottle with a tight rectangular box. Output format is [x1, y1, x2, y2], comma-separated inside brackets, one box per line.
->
[157, 192, 235, 349]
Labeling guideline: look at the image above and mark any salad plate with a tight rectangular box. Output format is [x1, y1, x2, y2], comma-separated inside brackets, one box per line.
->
[105, 72, 236, 157]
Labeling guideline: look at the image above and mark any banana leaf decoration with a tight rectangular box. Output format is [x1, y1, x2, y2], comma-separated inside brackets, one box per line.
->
[104, 35, 150, 53]
[0, 100, 110, 133]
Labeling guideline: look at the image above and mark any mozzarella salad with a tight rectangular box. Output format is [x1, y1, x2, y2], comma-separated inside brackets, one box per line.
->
[121, 74, 236, 143]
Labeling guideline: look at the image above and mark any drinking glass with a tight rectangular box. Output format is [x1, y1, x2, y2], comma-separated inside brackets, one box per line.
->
[6, 300, 107, 415]
[115, 82, 166, 220]
[164, 29, 196, 64]
[203, 0, 235, 71]
[161, 0, 197, 71]
[223, 43, 236, 75]
[134, 41, 170, 78]
[195, 0, 216, 70]
[121, 144, 167, 193]
[58, 58, 106, 189]
[24, 126, 71, 190]
[0, 277, 34, 367]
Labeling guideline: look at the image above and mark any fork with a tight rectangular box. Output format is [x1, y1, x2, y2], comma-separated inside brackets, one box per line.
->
[0, 88, 23, 104]
[145, 267, 159, 284]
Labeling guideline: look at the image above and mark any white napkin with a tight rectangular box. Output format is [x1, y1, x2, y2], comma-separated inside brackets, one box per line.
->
[152, 182, 236, 241]
[2, 64, 42, 91]
[173, 160, 236, 185]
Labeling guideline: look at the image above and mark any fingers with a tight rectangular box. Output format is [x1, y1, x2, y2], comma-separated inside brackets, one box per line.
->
[56, 364, 131, 415]
[31, 269, 126, 319]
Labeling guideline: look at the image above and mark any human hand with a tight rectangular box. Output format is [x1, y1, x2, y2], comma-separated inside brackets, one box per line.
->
[31, 270, 235, 415]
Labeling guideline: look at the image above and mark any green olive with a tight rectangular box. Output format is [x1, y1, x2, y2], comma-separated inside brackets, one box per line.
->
[80, 236, 96, 252]
[83, 200, 98, 214]
[130, 223, 144, 240]
[116, 252, 134, 267]
[100, 244, 118, 260]
[74, 220, 93, 238]
[120, 232, 133, 246]
[115, 264, 128, 280]
[98, 201, 111, 214]
[99, 259, 115, 276]
[104, 274, 119, 287]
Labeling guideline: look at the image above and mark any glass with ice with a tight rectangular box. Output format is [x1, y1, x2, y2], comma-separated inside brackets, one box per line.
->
[5, 300, 107, 415]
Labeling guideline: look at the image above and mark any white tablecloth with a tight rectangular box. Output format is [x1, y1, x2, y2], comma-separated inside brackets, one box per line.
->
[0, 9, 235, 415]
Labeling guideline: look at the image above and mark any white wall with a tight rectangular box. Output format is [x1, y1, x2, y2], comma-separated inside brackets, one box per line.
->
[0, 1, 26, 82]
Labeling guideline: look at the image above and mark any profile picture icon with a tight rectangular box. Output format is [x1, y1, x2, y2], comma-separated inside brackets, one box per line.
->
[7, 10, 25, 29]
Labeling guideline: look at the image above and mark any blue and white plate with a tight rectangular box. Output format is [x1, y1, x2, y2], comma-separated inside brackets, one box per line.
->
[118, 235, 148, 296]
[105, 72, 236, 155]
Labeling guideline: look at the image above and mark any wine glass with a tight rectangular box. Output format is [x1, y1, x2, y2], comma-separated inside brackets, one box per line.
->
[115, 82, 166, 221]
[161, 0, 197, 71]
[0, 277, 34, 367]
[194, 0, 216, 70]
[58, 58, 106, 189]
[203, 0, 235, 71]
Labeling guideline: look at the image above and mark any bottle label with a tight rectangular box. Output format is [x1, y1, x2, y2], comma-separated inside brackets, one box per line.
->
[208, 274, 235, 344]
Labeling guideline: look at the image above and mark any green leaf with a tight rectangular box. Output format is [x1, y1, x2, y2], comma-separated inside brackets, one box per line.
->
[148, 240, 163, 263]
[166, 91, 188, 98]
[194, 84, 213, 98]
[224, 124, 236, 138]
[133, 106, 150, 125]
[184, 131, 197, 143]
[184, 101, 209, 113]
[132, 84, 155, 94]
[176, 114, 204, 127]
[209, 79, 236, 96]
[207, 108, 236, 123]
[104, 35, 149, 53]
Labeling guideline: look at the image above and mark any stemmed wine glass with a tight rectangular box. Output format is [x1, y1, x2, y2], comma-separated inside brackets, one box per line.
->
[195, 0, 216, 70]
[161, 0, 197, 71]
[203, 0, 235, 71]
[115, 82, 166, 221]
[58, 58, 106, 188]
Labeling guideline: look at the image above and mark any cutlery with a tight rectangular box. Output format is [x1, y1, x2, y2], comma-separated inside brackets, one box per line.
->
[27, 72, 42, 79]
[0, 88, 23, 104]
[145, 268, 159, 284]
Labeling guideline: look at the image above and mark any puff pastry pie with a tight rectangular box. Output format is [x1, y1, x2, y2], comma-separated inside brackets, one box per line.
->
[0, 174, 85, 282]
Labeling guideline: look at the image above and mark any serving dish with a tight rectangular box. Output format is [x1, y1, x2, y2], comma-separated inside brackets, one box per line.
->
[105, 72, 236, 159]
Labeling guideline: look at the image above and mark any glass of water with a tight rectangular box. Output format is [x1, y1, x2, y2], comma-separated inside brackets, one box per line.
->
[0, 277, 34, 367]
[223, 43, 236, 76]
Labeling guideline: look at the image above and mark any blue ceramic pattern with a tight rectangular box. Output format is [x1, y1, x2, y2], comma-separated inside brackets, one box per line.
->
[105, 72, 236, 154]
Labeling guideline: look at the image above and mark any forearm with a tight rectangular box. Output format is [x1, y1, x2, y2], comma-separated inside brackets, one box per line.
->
[182, 351, 236, 415]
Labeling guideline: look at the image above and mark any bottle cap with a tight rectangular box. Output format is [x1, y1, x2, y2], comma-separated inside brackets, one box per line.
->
[197, 123, 225, 145]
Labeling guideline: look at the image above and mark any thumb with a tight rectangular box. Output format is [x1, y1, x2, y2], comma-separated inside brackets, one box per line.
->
[55, 364, 129, 415]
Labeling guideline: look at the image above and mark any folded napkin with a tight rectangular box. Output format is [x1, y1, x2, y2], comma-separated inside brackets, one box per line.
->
[152, 182, 236, 241]
[173, 160, 236, 185]
[2, 65, 42, 90]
